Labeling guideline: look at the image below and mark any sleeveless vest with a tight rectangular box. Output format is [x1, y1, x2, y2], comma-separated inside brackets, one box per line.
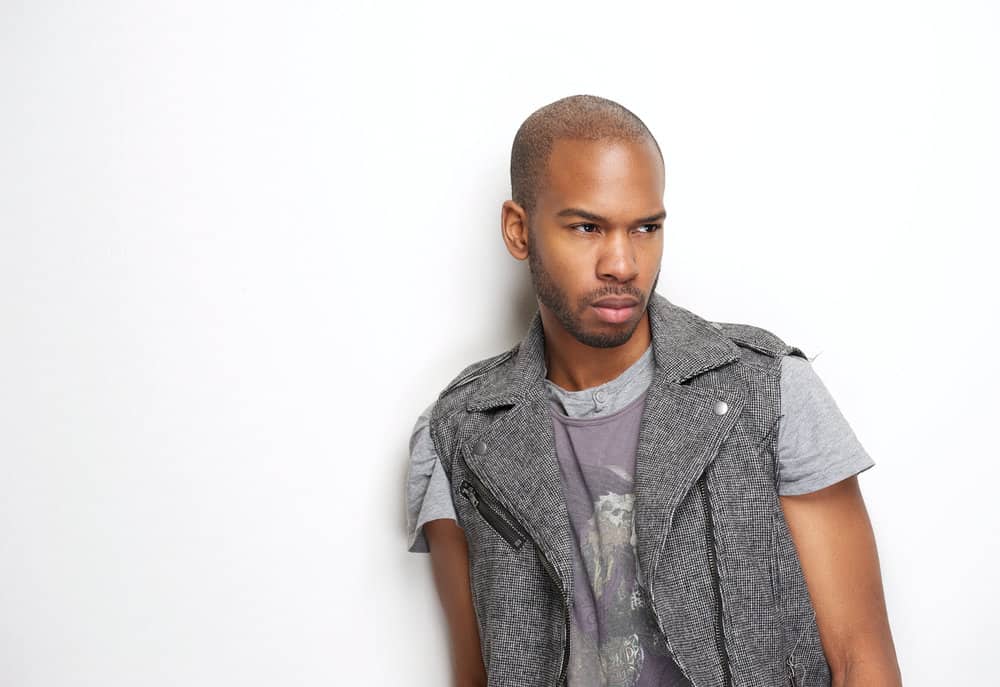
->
[428, 292, 828, 687]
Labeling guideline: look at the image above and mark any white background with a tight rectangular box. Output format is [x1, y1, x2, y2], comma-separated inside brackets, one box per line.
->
[2, 1, 997, 685]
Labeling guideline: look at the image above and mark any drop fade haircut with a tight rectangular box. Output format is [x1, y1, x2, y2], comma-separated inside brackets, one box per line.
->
[509, 94, 664, 224]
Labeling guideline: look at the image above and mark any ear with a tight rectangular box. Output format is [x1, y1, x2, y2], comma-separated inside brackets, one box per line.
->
[501, 200, 530, 261]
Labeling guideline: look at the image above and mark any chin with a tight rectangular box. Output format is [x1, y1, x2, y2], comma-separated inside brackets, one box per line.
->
[576, 320, 641, 348]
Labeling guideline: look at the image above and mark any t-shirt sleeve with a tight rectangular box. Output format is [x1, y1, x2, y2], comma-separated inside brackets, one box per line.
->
[776, 355, 876, 496]
[405, 400, 459, 553]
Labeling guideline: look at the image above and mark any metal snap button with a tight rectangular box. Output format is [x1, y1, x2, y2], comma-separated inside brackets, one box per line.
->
[473, 441, 488, 455]
[714, 400, 728, 416]
[594, 390, 606, 403]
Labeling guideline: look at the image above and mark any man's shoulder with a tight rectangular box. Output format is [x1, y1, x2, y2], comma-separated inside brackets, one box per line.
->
[436, 343, 520, 402]
[709, 318, 808, 361]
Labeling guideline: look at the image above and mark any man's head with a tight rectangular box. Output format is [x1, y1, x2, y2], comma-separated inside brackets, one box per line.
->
[502, 95, 665, 349]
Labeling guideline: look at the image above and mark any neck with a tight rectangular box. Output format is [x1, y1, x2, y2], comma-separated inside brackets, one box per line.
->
[540, 308, 652, 391]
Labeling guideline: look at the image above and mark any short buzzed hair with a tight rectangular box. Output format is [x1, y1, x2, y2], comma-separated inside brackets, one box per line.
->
[510, 94, 664, 221]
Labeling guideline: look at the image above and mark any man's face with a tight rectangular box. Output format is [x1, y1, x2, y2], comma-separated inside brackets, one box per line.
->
[526, 138, 665, 349]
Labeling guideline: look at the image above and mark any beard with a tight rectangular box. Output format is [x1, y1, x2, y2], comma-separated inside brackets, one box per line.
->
[527, 237, 659, 349]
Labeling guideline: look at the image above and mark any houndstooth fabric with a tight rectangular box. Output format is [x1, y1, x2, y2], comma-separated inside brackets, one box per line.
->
[429, 292, 831, 687]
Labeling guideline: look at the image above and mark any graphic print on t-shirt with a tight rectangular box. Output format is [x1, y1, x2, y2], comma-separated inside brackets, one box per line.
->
[564, 458, 686, 687]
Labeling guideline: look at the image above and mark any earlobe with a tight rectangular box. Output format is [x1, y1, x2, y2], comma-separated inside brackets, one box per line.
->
[501, 200, 530, 261]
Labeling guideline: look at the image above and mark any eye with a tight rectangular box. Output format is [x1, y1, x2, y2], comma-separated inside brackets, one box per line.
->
[572, 223, 600, 234]
[638, 223, 662, 233]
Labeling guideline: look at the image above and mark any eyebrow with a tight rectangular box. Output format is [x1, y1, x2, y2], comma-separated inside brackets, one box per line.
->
[555, 207, 667, 224]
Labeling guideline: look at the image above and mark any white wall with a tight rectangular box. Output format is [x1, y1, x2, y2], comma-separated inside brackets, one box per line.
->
[2, 1, 996, 684]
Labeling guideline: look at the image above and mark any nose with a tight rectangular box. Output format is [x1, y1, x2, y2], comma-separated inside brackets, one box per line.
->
[596, 230, 639, 283]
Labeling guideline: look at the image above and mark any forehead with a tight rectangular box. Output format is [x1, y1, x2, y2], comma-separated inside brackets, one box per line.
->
[539, 138, 664, 214]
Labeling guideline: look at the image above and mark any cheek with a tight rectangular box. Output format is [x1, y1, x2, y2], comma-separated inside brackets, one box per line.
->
[641, 243, 664, 269]
[544, 243, 590, 277]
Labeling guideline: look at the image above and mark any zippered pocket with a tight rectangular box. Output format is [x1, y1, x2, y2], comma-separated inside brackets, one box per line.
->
[459, 478, 528, 551]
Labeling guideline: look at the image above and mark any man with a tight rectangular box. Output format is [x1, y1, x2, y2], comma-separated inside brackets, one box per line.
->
[405, 95, 901, 687]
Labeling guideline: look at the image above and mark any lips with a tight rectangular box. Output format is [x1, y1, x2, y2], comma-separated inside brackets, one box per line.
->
[592, 296, 639, 308]
[591, 296, 640, 324]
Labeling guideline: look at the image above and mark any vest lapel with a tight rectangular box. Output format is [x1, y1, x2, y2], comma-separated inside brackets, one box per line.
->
[462, 311, 576, 605]
[633, 370, 747, 579]
[633, 294, 746, 586]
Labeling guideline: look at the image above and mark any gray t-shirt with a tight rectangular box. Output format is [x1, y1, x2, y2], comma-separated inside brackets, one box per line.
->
[405, 348, 875, 554]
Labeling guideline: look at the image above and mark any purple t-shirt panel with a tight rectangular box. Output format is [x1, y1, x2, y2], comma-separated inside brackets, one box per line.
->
[549, 389, 691, 687]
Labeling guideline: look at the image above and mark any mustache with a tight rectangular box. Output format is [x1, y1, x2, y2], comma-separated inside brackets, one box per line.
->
[589, 288, 643, 301]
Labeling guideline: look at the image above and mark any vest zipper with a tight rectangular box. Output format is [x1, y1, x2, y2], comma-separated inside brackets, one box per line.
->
[459, 478, 527, 550]
[460, 467, 570, 687]
[786, 653, 800, 686]
[699, 474, 732, 687]
[639, 552, 696, 686]
[535, 540, 570, 687]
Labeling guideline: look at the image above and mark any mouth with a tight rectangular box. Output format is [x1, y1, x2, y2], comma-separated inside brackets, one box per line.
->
[591, 297, 640, 324]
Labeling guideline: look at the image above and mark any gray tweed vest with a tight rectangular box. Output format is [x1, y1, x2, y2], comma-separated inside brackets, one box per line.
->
[429, 292, 828, 687]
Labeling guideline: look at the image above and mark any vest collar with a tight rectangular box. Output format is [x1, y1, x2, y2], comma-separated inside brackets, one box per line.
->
[467, 291, 741, 412]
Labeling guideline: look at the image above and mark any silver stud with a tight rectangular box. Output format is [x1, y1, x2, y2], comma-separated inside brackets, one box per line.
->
[714, 400, 728, 416]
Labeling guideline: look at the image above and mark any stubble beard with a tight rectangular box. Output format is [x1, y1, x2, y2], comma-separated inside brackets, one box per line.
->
[527, 236, 659, 349]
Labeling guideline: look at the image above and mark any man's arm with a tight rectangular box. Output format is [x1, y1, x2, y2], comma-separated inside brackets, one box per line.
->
[779, 475, 902, 686]
[424, 518, 487, 687]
